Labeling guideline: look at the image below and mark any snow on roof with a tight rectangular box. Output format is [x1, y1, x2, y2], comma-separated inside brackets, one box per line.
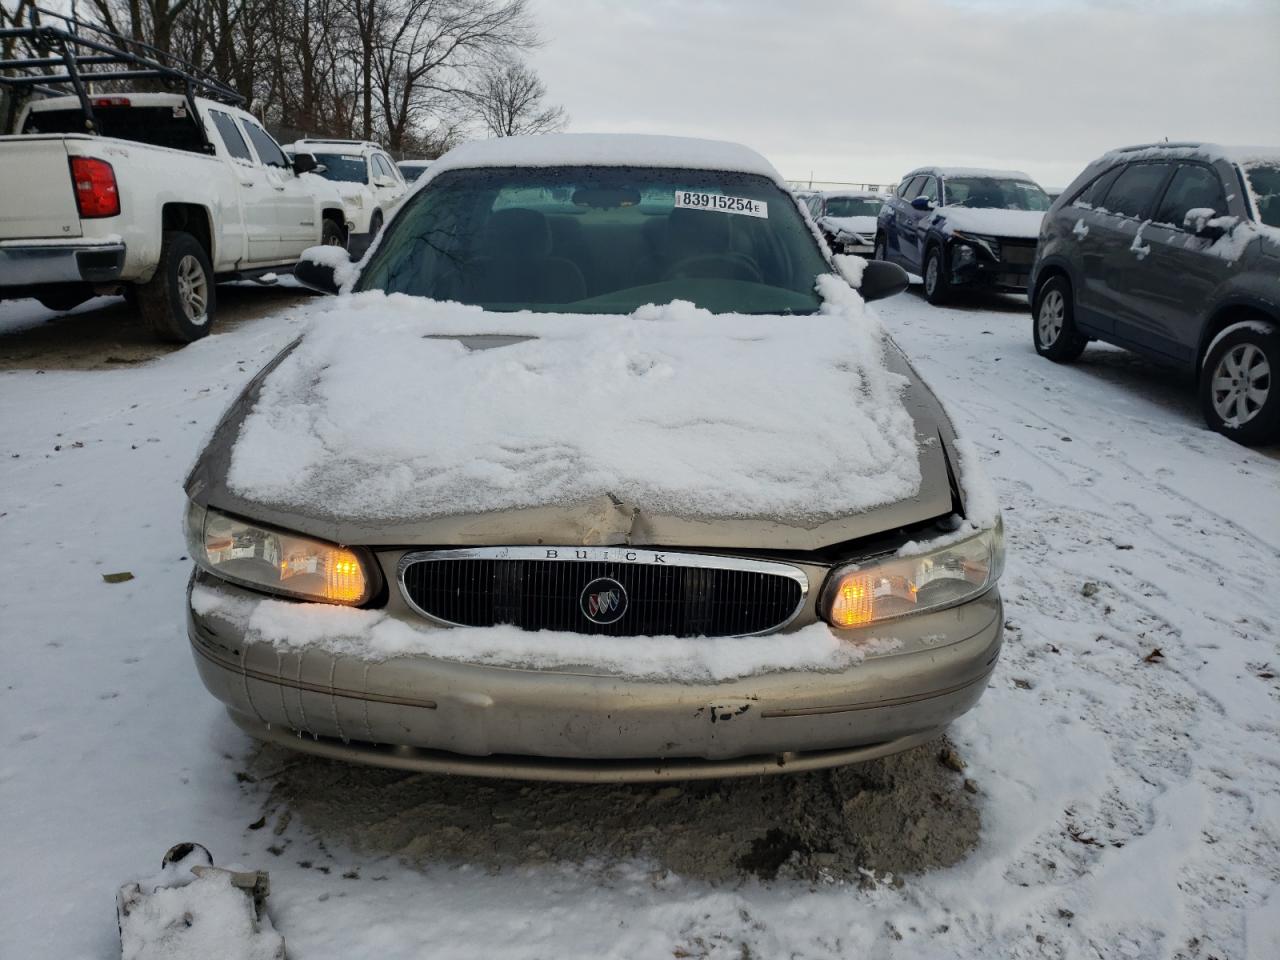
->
[226, 278, 922, 525]
[905, 165, 1035, 182]
[422, 133, 785, 183]
[820, 189, 887, 199]
[1101, 142, 1280, 166]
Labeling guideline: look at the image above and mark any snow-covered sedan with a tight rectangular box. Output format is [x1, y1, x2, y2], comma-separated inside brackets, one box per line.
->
[182, 134, 1005, 781]
[876, 166, 1052, 304]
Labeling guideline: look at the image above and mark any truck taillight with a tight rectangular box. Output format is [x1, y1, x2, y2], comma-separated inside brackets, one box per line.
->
[69, 157, 120, 218]
[91, 96, 131, 108]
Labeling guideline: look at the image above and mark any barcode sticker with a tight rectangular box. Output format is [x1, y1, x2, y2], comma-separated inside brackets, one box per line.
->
[674, 191, 768, 218]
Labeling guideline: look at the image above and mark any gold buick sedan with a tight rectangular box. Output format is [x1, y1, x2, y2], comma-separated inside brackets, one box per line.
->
[183, 134, 1003, 781]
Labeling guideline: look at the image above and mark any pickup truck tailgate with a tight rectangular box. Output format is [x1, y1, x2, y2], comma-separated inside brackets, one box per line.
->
[0, 137, 82, 239]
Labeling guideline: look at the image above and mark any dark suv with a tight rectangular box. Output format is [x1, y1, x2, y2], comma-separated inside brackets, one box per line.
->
[875, 166, 1052, 304]
[1029, 143, 1279, 446]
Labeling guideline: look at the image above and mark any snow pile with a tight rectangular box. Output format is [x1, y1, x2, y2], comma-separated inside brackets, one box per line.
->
[227, 281, 922, 523]
[929, 207, 1044, 239]
[190, 581, 902, 678]
[820, 215, 877, 238]
[118, 852, 283, 960]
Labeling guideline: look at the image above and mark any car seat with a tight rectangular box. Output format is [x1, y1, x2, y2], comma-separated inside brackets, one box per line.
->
[461, 208, 587, 305]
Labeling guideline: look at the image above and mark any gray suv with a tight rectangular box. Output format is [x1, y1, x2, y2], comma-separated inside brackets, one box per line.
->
[1029, 143, 1279, 445]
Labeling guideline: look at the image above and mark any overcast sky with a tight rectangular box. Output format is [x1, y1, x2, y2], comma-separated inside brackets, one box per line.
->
[528, 0, 1280, 190]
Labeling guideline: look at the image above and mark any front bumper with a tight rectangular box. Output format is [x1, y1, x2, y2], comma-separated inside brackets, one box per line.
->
[187, 574, 1002, 781]
[946, 239, 1034, 292]
[0, 241, 126, 287]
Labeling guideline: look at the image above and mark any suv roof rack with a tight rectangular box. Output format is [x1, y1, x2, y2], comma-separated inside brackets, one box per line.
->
[1111, 141, 1205, 153]
[0, 5, 244, 140]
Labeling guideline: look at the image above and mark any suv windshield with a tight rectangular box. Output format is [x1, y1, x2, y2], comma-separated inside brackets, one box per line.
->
[1242, 162, 1280, 228]
[358, 166, 832, 314]
[944, 177, 1050, 211]
[825, 197, 882, 217]
[311, 154, 368, 183]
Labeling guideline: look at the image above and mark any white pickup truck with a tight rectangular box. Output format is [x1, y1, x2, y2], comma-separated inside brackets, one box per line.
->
[0, 92, 348, 341]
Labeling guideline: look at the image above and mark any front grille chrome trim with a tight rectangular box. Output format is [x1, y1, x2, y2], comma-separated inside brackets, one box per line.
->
[396, 547, 809, 637]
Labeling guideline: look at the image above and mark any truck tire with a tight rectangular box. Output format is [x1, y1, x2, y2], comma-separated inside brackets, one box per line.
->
[322, 218, 345, 248]
[138, 231, 215, 343]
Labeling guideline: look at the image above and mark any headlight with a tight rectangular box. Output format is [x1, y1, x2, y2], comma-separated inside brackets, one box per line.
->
[184, 502, 375, 605]
[952, 231, 1000, 260]
[820, 522, 1003, 629]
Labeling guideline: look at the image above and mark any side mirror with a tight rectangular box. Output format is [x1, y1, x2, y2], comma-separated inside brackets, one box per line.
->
[373, 175, 395, 188]
[911, 196, 935, 211]
[859, 259, 910, 302]
[293, 246, 350, 295]
[1185, 208, 1232, 240]
[292, 153, 319, 176]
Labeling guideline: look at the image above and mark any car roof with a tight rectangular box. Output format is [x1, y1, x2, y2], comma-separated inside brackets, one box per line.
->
[1101, 142, 1280, 166]
[902, 165, 1035, 181]
[285, 140, 382, 155]
[426, 133, 784, 183]
[820, 189, 886, 199]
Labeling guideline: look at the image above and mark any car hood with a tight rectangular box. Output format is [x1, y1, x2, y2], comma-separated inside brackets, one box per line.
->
[820, 215, 877, 237]
[187, 285, 961, 551]
[929, 207, 1044, 240]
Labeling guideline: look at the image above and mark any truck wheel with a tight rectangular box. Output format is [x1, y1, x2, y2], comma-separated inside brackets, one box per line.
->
[923, 245, 951, 305]
[1200, 322, 1278, 446]
[1032, 275, 1087, 363]
[137, 231, 216, 343]
[322, 218, 345, 248]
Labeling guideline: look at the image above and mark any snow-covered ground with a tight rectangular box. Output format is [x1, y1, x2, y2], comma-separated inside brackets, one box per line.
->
[1, 287, 1278, 959]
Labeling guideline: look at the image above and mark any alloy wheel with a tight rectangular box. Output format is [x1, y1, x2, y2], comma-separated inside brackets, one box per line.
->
[176, 254, 209, 325]
[1038, 289, 1065, 346]
[1211, 343, 1271, 427]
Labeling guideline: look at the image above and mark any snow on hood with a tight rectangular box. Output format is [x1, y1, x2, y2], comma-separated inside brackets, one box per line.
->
[929, 207, 1045, 240]
[821, 215, 877, 237]
[225, 277, 923, 524]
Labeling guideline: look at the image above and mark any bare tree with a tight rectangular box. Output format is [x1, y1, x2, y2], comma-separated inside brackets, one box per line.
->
[464, 56, 563, 137]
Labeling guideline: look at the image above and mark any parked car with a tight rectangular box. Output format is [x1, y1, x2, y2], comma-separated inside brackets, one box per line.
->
[0, 92, 345, 341]
[804, 190, 888, 255]
[1030, 142, 1280, 445]
[182, 133, 1004, 782]
[396, 159, 434, 182]
[875, 166, 1052, 304]
[284, 139, 408, 256]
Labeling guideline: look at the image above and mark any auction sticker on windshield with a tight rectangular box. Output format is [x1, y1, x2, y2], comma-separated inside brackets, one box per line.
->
[675, 191, 768, 218]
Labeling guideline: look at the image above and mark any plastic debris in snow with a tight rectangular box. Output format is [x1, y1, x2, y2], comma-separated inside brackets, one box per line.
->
[117, 843, 284, 960]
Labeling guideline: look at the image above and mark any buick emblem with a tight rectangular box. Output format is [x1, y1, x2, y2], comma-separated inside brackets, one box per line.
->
[580, 577, 628, 625]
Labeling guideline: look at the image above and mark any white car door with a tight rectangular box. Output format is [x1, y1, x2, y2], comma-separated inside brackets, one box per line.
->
[371, 153, 407, 218]
[206, 109, 274, 263]
[239, 118, 319, 258]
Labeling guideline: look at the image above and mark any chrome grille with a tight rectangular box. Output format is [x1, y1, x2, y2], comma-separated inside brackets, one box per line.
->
[398, 547, 808, 638]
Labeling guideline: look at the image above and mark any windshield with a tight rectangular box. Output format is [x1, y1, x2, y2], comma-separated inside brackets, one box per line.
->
[357, 166, 832, 314]
[1243, 162, 1280, 228]
[944, 177, 1050, 211]
[311, 154, 368, 184]
[824, 197, 882, 218]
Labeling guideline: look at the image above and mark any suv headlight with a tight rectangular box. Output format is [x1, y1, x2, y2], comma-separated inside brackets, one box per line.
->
[952, 231, 1001, 260]
[820, 521, 1003, 629]
[184, 502, 375, 605]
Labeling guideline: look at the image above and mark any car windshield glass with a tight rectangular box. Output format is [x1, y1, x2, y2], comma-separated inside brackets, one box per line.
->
[1243, 162, 1280, 228]
[824, 197, 881, 217]
[945, 177, 1050, 211]
[312, 154, 368, 183]
[357, 166, 832, 315]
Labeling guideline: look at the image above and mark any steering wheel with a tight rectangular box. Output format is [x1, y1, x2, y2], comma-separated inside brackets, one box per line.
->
[664, 253, 764, 284]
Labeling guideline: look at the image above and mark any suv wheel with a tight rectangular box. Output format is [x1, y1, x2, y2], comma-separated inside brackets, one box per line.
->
[923, 246, 951, 305]
[1200, 322, 1278, 446]
[1032, 275, 1087, 363]
[873, 234, 888, 261]
[137, 231, 215, 343]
